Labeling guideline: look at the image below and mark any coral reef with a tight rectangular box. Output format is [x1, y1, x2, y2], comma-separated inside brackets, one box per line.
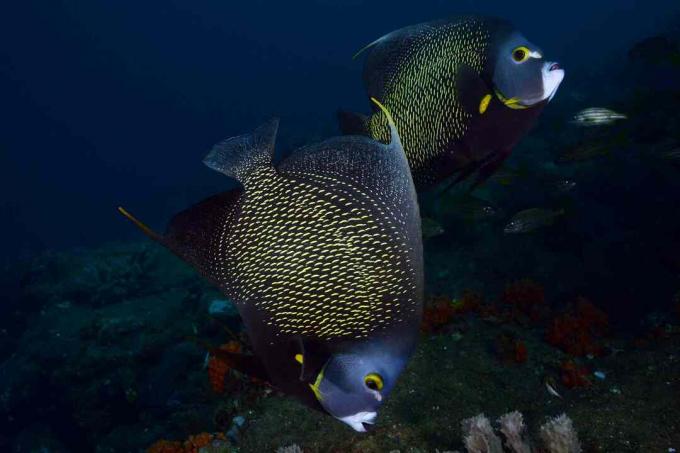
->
[421, 294, 459, 333]
[148, 432, 231, 453]
[546, 297, 609, 356]
[494, 333, 528, 365]
[461, 412, 581, 453]
[207, 341, 242, 394]
[20, 243, 161, 308]
[421, 291, 483, 332]
[501, 279, 548, 325]
[498, 412, 531, 453]
[462, 414, 504, 453]
[276, 445, 304, 453]
[559, 360, 592, 389]
[3, 242, 680, 452]
[539, 414, 582, 453]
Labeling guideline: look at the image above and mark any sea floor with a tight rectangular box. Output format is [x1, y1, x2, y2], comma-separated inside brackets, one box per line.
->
[1, 242, 679, 452]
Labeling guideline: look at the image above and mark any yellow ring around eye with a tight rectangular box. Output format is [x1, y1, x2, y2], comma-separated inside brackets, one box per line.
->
[512, 46, 530, 63]
[364, 373, 384, 391]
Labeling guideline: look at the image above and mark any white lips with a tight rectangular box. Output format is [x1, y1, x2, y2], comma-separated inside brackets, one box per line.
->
[542, 61, 565, 102]
[338, 411, 377, 432]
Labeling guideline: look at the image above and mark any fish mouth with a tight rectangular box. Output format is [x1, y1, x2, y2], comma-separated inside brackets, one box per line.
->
[339, 411, 377, 433]
[542, 61, 565, 102]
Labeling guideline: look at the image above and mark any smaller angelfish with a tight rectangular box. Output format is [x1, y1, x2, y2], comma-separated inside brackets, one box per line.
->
[571, 107, 627, 127]
[504, 208, 565, 234]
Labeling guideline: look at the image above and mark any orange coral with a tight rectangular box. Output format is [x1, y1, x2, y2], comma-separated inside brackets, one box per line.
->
[421, 294, 457, 333]
[420, 291, 484, 333]
[502, 278, 547, 324]
[560, 360, 591, 388]
[148, 433, 227, 453]
[546, 297, 608, 356]
[514, 341, 528, 363]
[494, 333, 528, 365]
[148, 440, 183, 453]
[456, 290, 483, 314]
[183, 432, 213, 452]
[208, 341, 242, 394]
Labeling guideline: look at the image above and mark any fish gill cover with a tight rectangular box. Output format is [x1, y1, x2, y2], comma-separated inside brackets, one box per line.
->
[2, 0, 680, 452]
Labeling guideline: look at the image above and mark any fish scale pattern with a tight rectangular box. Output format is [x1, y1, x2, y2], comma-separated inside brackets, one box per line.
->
[367, 18, 490, 186]
[214, 165, 418, 340]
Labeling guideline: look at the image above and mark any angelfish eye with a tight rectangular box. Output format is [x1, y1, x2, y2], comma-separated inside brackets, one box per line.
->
[512, 46, 530, 63]
[364, 373, 384, 391]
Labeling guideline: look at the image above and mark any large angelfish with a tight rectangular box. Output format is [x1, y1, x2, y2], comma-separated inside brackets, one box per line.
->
[119, 102, 423, 432]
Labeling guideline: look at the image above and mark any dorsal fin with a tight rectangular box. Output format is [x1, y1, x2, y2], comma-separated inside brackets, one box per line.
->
[203, 118, 279, 185]
[370, 96, 403, 152]
[352, 33, 388, 60]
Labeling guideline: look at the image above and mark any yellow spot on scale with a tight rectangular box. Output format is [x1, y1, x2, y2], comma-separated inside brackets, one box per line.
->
[479, 94, 492, 114]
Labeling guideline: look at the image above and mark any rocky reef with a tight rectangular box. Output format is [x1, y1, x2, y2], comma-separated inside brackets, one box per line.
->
[1, 241, 679, 452]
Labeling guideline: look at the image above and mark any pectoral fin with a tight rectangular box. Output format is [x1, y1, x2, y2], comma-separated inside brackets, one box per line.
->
[296, 338, 330, 383]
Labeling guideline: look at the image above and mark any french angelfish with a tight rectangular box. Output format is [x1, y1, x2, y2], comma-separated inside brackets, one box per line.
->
[339, 15, 565, 189]
[119, 102, 424, 432]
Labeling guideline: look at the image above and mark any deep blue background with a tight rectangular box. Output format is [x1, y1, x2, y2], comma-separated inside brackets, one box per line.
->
[1, 0, 679, 262]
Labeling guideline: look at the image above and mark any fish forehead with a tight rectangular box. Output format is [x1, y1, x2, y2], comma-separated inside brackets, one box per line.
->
[223, 168, 420, 340]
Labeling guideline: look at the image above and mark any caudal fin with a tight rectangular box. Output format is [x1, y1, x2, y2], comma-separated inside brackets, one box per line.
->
[203, 118, 279, 185]
[337, 110, 371, 136]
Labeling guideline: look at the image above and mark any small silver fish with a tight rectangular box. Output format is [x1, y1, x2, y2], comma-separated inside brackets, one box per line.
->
[504, 208, 565, 234]
[421, 217, 445, 239]
[545, 382, 563, 399]
[661, 148, 680, 163]
[554, 178, 577, 193]
[572, 107, 627, 126]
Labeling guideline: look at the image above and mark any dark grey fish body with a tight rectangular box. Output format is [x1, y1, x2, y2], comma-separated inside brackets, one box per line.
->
[121, 119, 423, 431]
[340, 16, 564, 189]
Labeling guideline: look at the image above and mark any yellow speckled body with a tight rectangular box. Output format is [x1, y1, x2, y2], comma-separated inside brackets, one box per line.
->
[364, 18, 490, 187]
[217, 163, 419, 340]
[150, 121, 423, 405]
[343, 16, 548, 189]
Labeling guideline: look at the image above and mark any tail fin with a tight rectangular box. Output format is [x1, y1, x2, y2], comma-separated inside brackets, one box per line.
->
[337, 110, 371, 136]
[203, 118, 279, 185]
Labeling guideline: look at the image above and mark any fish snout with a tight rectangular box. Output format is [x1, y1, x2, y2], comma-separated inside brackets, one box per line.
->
[339, 411, 378, 432]
[542, 61, 565, 102]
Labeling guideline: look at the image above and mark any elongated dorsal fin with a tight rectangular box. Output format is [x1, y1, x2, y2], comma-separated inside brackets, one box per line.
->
[203, 118, 279, 185]
[370, 96, 403, 152]
[352, 34, 386, 60]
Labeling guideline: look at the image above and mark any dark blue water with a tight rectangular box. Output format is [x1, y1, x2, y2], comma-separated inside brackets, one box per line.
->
[1, 0, 677, 259]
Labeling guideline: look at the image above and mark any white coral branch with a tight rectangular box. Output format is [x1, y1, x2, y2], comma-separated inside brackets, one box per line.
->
[498, 411, 531, 453]
[539, 413, 582, 453]
[461, 414, 503, 453]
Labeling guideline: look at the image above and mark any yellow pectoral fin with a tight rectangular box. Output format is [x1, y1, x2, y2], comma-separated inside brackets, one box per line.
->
[494, 90, 529, 110]
[479, 94, 492, 114]
[503, 97, 529, 110]
[309, 367, 325, 401]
